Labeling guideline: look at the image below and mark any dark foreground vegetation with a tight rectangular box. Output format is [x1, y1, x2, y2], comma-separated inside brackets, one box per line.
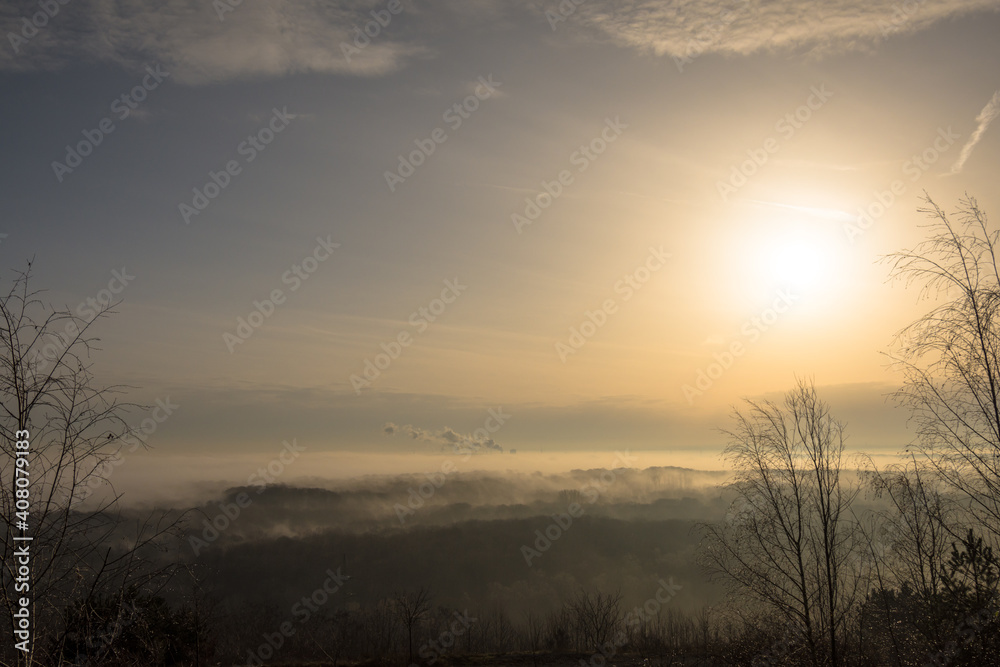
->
[3, 197, 1000, 666]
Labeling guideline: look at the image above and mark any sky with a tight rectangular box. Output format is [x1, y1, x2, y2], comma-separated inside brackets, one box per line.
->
[2, 0, 1000, 480]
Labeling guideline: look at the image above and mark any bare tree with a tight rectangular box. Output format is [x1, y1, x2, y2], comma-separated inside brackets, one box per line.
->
[569, 589, 622, 653]
[482, 603, 515, 654]
[863, 455, 953, 600]
[392, 586, 432, 665]
[365, 598, 397, 659]
[301, 608, 357, 667]
[885, 194, 1000, 545]
[851, 454, 955, 667]
[545, 606, 573, 652]
[0, 265, 183, 667]
[700, 380, 862, 667]
[522, 609, 545, 666]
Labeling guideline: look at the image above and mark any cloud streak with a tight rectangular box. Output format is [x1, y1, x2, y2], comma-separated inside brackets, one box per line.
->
[383, 422, 503, 454]
[950, 90, 1000, 174]
[539, 0, 999, 63]
[0, 0, 423, 84]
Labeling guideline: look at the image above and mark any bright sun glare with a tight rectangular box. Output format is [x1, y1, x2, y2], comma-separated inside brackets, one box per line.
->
[763, 237, 834, 291]
[732, 201, 852, 298]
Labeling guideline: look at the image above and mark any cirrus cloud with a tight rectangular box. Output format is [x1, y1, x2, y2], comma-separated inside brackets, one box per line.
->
[949, 89, 1000, 174]
[0, 0, 425, 84]
[537, 0, 1000, 62]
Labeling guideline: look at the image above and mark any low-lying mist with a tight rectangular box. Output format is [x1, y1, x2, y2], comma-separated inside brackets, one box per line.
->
[111, 461, 882, 622]
[196, 464, 731, 537]
[97, 450, 732, 508]
[159, 464, 735, 617]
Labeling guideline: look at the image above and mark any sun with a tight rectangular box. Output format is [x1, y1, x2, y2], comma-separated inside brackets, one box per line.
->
[723, 200, 853, 301]
[761, 236, 834, 292]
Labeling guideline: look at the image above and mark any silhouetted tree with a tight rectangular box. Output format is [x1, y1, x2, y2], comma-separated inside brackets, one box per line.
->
[886, 194, 1000, 541]
[700, 380, 862, 667]
[392, 586, 432, 664]
[522, 610, 545, 666]
[0, 265, 185, 667]
[569, 589, 622, 653]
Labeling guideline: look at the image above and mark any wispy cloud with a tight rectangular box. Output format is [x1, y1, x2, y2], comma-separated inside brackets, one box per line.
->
[949, 90, 1000, 175]
[536, 0, 999, 62]
[383, 422, 502, 453]
[0, 0, 424, 84]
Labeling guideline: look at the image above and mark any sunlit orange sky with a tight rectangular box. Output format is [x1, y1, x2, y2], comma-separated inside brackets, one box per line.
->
[3, 0, 1000, 479]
